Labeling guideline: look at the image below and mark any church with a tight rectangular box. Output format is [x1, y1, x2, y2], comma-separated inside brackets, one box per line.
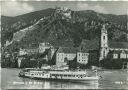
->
[99, 24, 128, 60]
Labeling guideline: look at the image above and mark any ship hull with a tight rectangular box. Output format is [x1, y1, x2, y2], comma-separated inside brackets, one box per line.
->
[19, 74, 99, 82]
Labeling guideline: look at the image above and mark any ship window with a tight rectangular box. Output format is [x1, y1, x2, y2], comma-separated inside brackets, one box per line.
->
[64, 75, 67, 77]
[68, 75, 71, 77]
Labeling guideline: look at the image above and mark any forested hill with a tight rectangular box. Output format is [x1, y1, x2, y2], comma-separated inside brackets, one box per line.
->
[1, 7, 128, 49]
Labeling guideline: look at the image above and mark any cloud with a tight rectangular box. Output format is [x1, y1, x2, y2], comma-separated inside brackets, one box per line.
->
[76, 2, 107, 14]
[1, 1, 34, 16]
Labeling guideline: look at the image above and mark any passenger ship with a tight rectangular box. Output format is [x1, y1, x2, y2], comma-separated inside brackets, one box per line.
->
[19, 68, 99, 82]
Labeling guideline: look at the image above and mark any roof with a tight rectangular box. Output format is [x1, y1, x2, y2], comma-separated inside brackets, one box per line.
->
[57, 47, 77, 53]
[109, 41, 128, 49]
[77, 49, 89, 53]
[112, 50, 122, 54]
[79, 38, 100, 51]
[109, 50, 128, 54]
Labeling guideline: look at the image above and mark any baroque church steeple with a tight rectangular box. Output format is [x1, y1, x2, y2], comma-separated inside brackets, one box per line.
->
[99, 24, 109, 61]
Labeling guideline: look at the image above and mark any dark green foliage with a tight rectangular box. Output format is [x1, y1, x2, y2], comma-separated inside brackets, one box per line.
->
[1, 9, 127, 47]
[100, 58, 128, 69]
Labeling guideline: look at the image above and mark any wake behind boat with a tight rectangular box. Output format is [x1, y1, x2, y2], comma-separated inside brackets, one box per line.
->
[19, 68, 99, 82]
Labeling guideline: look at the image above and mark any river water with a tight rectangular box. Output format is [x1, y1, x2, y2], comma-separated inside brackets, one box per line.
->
[1, 68, 128, 89]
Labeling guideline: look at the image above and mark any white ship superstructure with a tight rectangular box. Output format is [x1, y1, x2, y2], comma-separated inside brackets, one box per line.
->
[19, 69, 99, 82]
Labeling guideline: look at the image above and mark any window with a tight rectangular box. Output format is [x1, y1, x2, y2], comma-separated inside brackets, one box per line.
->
[113, 54, 118, 59]
[64, 75, 67, 77]
[103, 51, 106, 57]
[103, 36, 105, 40]
[73, 75, 75, 77]
[68, 75, 71, 77]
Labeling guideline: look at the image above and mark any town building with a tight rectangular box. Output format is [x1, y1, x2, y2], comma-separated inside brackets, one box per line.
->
[56, 46, 91, 66]
[108, 50, 128, 59]
[77, 51, 89, 65]
[56, 47, 77, 66]
[78, 38, 100, 66]
[39, 42, 51, 53]
[39, 42, 56, 61]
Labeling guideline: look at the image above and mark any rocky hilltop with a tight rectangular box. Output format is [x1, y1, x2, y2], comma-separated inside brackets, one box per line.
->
[1, 7, 128, 49]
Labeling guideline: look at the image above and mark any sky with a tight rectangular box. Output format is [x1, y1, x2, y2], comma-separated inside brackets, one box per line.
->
[1, 1, 128, 16]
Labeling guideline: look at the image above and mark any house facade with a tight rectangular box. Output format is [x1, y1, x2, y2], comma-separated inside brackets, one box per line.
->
[56, 47, 77, 66]
[77, 51, 89, 65]
[109, 50, 128, 59]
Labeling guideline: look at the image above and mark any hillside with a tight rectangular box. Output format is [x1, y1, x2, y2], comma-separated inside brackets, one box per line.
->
[1, 7, 128, 49]
[1, 8, 55, 46]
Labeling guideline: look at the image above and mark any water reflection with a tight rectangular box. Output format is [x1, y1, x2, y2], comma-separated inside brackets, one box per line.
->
[19, 77, 99, 89]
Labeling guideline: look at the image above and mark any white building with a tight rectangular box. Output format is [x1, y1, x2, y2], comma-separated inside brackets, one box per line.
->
[77, 51, 89, 65]
[110, 50, 128, 59]
[56, 47, 77, 66]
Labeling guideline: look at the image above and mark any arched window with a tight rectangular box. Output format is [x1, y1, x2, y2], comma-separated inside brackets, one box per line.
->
[103, 36, 105, 40]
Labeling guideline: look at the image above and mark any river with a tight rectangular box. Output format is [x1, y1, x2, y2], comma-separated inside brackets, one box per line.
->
[1, 68, 128, 89]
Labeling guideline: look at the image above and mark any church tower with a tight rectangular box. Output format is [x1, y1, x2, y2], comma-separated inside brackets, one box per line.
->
[99, 24, 109, 61]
